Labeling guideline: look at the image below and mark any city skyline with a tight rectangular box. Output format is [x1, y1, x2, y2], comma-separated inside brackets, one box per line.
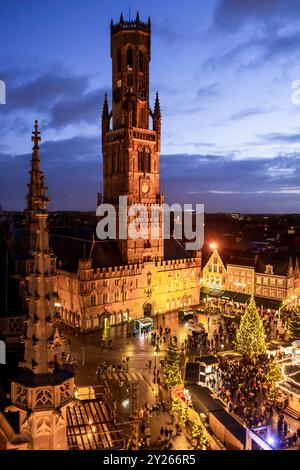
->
[1, 0, 300, 212]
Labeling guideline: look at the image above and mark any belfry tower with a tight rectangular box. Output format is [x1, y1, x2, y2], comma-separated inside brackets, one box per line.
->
[102, 13, 164, 264]
[10, 121, 74, 450]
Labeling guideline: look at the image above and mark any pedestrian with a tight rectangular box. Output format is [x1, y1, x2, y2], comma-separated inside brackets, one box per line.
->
[166, 439, 173, 449]
[164, 428, 169, 439]
[145, 427, 151, 447]
[297, 428, 300, 450]
[283, 420, 288, 437]
[175, 423, 181, 435]
[140, 422, 146, 435]
[160, 426, 164, 438]
[168, 428, 173, 440]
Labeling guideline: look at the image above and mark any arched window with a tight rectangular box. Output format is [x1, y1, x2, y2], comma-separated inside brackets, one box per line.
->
[145, 148, 151, 172]
[138, 147, 143, 171]
[127, 48, 133, 69]
[138, 147, 151, 172]
[103, 292, 108, 304]
[91, 294, 96, 306]
[139, 50, 144, 72]
[117, 50, 121, 73]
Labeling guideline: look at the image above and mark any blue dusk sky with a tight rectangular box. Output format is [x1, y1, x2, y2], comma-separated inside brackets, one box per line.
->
[1, 0, 300, 213]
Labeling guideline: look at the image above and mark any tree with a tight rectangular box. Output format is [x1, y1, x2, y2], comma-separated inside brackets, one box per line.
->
[171, 397, 188, 425]
[287, 305, 300, 339]
[265, 358, 282, 401]
[171, 397, 182, 415]
[191, 421, 210, 450]
[163, 338, 182, 388]
[235, 296, 266, 357]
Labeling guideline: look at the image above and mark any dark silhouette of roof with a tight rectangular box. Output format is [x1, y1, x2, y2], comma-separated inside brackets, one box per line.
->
[50, 231, 192, 273]
[0, 220, 23, 318]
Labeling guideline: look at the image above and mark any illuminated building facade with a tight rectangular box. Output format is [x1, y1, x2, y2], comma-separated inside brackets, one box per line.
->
[53, 14, 201, 331]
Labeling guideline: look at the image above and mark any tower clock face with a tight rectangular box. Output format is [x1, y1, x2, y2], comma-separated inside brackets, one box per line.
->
[141, 181, 150, 194]
[113, 88, 121, 103]
[139, 88, 148, 101]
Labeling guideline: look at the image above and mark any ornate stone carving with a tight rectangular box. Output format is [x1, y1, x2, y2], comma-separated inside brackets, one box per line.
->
[36, 416, 51, 435]
[35, 388, 53, 407]
[60, 381, 72, 403]
[15, 384, 27, 406]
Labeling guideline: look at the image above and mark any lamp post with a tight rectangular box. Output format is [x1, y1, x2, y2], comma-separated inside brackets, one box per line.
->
[154, 344, 160, 369]
[154, 344, 160, 402]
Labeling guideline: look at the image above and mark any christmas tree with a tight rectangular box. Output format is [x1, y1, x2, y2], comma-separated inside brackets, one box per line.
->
[179, 403, 188, 425]
[287, 305, 300, 339]
[265, 358, 282, 401]
[236, 296, 266, 357]
[171, 397, 189, 425]
[171, 397, 182, 415]
[191, 421, 209, 450]
[163, 338, 182, 388]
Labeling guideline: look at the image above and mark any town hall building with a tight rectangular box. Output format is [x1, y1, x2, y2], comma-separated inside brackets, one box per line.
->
[52, 14, 201, 332]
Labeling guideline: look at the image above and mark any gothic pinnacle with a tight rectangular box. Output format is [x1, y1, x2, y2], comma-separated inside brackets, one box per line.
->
[154, 92, 161, 118]
[31, 119, 41, 149]
[102, 93, 109, 119]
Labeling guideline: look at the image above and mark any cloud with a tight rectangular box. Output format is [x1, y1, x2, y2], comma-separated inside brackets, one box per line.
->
[160, 151, 300, 212]
[46, 87, 107, 130]
[258, 131, 300, 144]
[3, 65, 90, 111]
[197, 82, 219, 98]
[2, 139, 300, 213]
[214, 0, 300, 32]
[0, 134, 101, 211]
[229, 107, 267, 121]
[0, 63, 109, 133]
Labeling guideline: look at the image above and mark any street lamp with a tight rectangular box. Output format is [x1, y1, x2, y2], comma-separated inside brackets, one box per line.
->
[154, 344, 160, 369]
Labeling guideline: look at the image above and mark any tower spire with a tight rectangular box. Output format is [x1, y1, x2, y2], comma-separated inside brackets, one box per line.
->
[102, 93, 110, 121]
[11, 122, 75, 450]
[153, 92, 161, 135]
[27, 120, 48, 217]
[22, 121, 64, 374]
[154, 92, 161, 118]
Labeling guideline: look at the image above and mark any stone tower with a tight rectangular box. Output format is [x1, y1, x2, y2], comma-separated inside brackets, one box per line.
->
[10, 121, 74, 450]
[102, 13, 164, 264]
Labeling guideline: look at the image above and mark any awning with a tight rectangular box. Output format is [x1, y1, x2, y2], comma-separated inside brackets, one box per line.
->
[220, 290, 238, 301]
[135, 316, 153, 326]
[209, 289, 224, 298]
[233, 293, 251, 304]
[254, 297, 282, 310]
[200, 287, 212, 297]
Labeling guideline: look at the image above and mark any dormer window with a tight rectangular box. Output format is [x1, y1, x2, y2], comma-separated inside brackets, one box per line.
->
[265, 264, 274, 275]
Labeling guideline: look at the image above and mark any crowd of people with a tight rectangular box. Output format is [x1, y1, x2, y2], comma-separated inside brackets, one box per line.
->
[136, 401, 183, 450]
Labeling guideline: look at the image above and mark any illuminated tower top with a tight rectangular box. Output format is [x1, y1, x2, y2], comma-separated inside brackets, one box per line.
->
[110, 12, 151, 130]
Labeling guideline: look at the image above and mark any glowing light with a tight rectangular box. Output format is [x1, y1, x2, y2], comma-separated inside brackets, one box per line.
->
[209, 243, 217, 250]
[267, 435, 275, 446]
[122, 398, 130, 408]
[54, 302, 61, 307]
